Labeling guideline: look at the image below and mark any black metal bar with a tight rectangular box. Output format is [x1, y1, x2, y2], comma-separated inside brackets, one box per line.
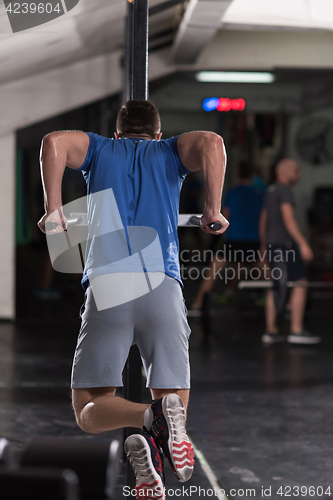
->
[124, 345, 144, 489]
[132, 0, 149, 100]
[122, 0, 149, 488]
[123, 0, 134, 103]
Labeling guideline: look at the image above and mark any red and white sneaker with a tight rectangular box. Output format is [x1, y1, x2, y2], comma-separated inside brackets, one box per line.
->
[125, 431, 165, 500]
[149, 394, 195, 482]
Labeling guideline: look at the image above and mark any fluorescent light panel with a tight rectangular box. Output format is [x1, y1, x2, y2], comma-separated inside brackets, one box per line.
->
[222, 0, 333, 31]
[196, 71, 275, 83]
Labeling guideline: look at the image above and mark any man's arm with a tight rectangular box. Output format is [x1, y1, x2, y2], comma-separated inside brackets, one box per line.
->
[177, 132, 228, 234]
[37, 131, 89, 234]
[280, 203, 313, 261]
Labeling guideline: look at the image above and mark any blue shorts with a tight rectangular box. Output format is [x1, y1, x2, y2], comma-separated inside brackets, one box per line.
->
[71, 275, 191, 389]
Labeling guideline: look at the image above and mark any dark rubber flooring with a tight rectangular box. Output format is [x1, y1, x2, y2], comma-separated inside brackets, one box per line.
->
[1, 277, 333, 499]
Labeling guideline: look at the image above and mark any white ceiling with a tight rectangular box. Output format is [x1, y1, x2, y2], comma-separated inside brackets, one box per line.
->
[222, 0, 333, 31]
[0, 0, 332, 87]
[0, 0, 179, 85]
[169, 0, 333, 64]
[0, 0, 332, 136]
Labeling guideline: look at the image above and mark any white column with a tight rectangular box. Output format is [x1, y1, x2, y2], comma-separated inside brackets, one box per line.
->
[0, 133, 15, 319]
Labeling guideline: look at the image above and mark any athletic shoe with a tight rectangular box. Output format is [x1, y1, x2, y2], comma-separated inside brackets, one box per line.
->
[261, 332, 285, 344]
[125, 431, 165, 500]
[287, 331, 321, 345]
[149, 394, 195, 482]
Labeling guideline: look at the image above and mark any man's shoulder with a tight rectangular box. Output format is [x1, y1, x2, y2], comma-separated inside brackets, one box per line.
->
[86, 131, 112, 140]
[85, 132, 113, 150]
[157, 136, 182, 159]
[267, 182, 290, 194]
[159, 136, 180, 147]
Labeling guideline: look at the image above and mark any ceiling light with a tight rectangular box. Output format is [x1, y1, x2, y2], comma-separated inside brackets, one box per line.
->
[196, 71, 275, 83]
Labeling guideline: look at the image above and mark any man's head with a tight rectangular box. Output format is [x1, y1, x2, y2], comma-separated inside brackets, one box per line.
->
[275, 158, 301, 186]
[115, 100, 162, 140]
[237, 161, 253, 183]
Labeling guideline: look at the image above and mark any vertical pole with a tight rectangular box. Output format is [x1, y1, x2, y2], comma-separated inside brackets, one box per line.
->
[123, 0, 148, 102]
[123, 0, 133, 104]
[132, 0, 149, 100]
[123, 0, 149, 488]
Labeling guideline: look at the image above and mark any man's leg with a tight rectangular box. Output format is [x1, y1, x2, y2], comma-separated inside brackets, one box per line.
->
[265, 289, 278, 333]
[72, 387, 150, 434]
[289, 279, 307, 334]
[123, 276, 194, 495]
[287, 280, 321, 344]
[151, 388, 189, 411]
[191, 257, 226, 309]
[261, 288, 286, 343]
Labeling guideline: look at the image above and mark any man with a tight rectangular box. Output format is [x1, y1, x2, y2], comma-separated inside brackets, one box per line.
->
[259, 158, 321, 345]
[190, 162, 264, 311]
[37, 100, 228, 498]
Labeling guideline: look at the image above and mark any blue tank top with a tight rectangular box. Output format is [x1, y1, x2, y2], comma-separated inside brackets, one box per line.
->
[78, 133, 190, 289]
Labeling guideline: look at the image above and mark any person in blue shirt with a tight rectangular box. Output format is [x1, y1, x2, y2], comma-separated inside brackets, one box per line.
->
[191, 162, 264, 312]
[37, 100, 228, 499]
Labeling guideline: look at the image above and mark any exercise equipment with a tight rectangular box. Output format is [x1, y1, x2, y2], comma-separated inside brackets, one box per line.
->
[45, 216, 84, 232]
[0, 467, 79, 500]
[179, 214, 222, 231]
[46, 213, 222, 232]
[20, 438, 121, 499]
[238, 279, 333, 313]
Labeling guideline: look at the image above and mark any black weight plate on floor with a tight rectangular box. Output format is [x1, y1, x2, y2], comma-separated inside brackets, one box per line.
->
[0, 467, 79, 500]
[20, 439, 120, 499]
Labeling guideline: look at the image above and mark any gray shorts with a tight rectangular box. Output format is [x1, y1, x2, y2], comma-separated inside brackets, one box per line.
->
[71, 275, 191, 389]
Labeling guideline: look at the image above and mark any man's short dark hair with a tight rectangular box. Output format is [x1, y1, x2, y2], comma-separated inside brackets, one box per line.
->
[238, 161, 253, 180]
[116, 100, 161, 138]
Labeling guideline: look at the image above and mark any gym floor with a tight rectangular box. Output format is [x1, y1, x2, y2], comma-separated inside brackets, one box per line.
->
[1, 275, 333, 499]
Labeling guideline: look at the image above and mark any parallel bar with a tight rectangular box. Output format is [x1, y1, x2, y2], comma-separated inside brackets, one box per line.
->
[72, 213, 205, 227]
[238, 280, 333, 289]
[68, 213, 222, 228]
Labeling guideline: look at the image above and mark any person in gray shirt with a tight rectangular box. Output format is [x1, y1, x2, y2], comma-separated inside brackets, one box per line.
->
[259, 158, 321, 345]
